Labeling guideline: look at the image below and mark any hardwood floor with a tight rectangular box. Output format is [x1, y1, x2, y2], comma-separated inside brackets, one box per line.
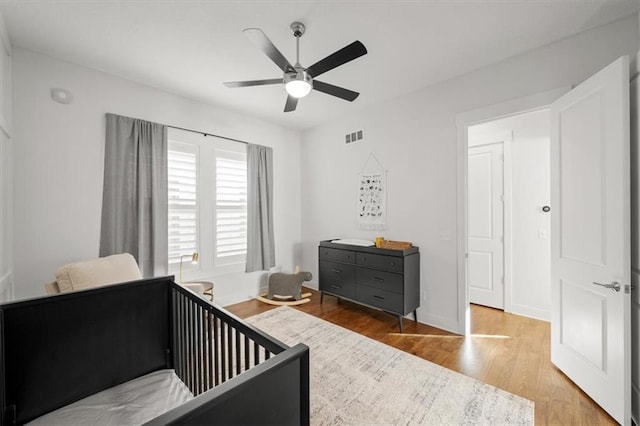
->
[226, 287, 616, 425]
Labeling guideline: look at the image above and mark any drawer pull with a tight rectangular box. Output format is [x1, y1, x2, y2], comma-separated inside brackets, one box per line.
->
[390, 262, 395, 266]
[331, 284, 343, 289]
[331, 268, 342, 273]
[361, 257, 367, 261]
[373, 295, 385, 300]
[372, 277, 384, 282]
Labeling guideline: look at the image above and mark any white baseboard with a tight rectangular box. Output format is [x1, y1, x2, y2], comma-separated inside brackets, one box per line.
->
[304, 280, 319, 291]
[419, 311, 461, 335]
[508, 303, 550, 322]
[217, 291, 258, 308]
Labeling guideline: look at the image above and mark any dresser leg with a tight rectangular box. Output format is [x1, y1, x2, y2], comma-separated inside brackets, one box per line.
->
[320, 292, 324, 304]
[413, 310, 417, 322]
[398, 315, 403, 332]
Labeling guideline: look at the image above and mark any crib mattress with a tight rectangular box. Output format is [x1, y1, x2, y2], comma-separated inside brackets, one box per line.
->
[27, 369, 194, 425]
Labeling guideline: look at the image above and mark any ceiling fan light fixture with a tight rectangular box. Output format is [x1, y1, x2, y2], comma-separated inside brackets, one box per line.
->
[284, 70, 313, 98]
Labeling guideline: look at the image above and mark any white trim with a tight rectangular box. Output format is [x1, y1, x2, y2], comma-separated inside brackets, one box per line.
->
[420, 312, 460, 335]
[456, 86, 571, 335]
[509, 303, 550, 322]
[305, 280, 319, 291]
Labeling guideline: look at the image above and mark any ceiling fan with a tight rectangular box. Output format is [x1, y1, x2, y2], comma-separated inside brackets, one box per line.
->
[224, 22, 367, 112]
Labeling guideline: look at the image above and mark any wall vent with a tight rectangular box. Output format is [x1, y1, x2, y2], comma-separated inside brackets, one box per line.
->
[345, 129, 364, 144]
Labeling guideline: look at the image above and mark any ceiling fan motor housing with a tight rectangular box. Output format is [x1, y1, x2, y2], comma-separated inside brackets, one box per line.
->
[284, 67, 313, 86]
[290, 22, 305, 38]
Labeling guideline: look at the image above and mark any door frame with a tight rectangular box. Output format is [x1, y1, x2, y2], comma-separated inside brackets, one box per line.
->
[455, 86, 570, 335]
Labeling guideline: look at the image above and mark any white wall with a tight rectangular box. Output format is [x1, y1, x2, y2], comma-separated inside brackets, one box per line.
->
[468, 110, 551, 321]
[0, 10, 13, 303]
[12, 48, 302, 305]
[300, 15, 638, 333]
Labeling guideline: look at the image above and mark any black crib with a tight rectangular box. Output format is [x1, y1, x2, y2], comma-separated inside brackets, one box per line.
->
[0, 276, 310, 425]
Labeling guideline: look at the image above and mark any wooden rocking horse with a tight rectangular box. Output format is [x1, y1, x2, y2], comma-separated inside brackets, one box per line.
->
[257, 269, 312, 306]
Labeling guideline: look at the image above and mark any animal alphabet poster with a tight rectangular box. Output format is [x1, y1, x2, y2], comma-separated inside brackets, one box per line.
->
[357, 172, 387, 230]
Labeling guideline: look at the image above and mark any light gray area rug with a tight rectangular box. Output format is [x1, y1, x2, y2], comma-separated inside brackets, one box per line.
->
[246, 306, 534, 425]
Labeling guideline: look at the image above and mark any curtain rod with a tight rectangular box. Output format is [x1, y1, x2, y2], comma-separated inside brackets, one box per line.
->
[168, 125, 250, 145]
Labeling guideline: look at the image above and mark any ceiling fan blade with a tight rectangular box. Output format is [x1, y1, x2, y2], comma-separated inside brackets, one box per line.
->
[244, 28, 295, 73]
[313, 80, 360, 102]
[223, 78, 282, 88]
[305, 41, 367, 78]
[284, 95, 298, 112]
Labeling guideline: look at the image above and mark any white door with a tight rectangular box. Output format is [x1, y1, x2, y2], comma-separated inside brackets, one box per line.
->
[468, 142, 504, 309]
[550, 56, 631, 424]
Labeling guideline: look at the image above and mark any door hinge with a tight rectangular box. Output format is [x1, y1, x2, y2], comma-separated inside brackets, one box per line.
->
[625, 284, 636, 294]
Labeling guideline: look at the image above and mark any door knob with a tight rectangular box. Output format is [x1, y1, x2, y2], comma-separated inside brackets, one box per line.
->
[542, 205, 551, 212]
[592, 281, 621, 292]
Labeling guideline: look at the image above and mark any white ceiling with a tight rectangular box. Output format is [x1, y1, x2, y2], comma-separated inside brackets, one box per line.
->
[1, 1, 638, 131]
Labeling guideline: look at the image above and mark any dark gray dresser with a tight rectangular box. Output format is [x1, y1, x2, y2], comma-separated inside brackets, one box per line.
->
[318, 240, 420, 331]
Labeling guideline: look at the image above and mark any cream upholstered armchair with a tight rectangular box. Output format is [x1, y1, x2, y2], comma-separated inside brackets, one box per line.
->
[45, 253, 204, 296]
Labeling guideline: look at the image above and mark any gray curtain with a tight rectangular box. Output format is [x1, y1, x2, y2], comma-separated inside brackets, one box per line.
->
[246, 143, 275, 272]
[99, 113, 168, 277]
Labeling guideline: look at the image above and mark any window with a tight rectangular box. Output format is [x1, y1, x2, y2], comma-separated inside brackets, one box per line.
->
[167, 128, 247, 279]
[167, 143, 198, 265]
[215, 151, 248, 262]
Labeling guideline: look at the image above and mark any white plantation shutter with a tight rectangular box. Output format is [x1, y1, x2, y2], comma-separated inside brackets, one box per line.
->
[215, 151, 247, 261]
[167, 144, 198, 264]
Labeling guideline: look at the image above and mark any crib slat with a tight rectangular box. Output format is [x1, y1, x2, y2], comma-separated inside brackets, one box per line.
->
[203, 310, 209, 391]
[190, 299, 197, 393]
[235, 328, 240, 375]
[182, 295, 190, 391]
[227, 322, 233, 379]
[254, 341, 259, 367]
[221, 321, 227, 383]
[184, 296, 190, 392]
[199, 305, 204, 395]
[207, 312, 215, 389]
[172, 290, 180, 377]
[196, 304, 202, 395]
[244, 334, 250, 373]
[214, 315, 220, 386]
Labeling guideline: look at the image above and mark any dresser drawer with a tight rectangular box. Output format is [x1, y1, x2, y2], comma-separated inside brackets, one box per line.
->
[319, 247, 356, 264]
[356, 285, 403, 313]
[319, 261, 356, 299]
[356, 252, 404, 273]
[356, 267, 403, 294]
